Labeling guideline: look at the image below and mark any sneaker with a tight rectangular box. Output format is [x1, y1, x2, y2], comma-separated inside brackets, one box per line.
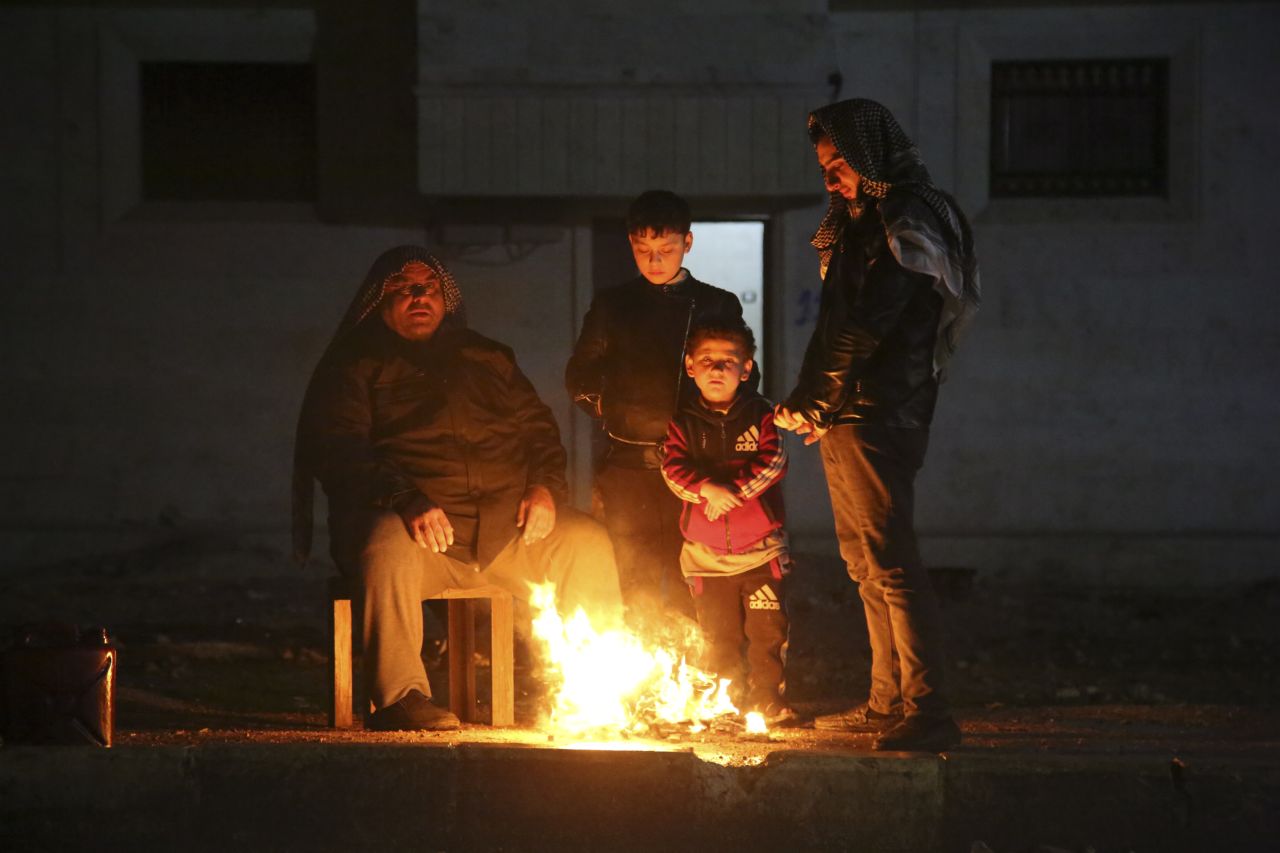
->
[813, 702, 903, 732]
[872, 714, 961, 752]
[368, 689, 461, 731]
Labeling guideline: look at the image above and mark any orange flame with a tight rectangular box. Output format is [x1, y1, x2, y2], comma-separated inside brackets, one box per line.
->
[528, 581, 738, 736]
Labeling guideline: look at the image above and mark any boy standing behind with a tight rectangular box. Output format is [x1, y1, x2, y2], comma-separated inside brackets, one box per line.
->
[661, 319, 794, 724]
[566, 191, 746, 626]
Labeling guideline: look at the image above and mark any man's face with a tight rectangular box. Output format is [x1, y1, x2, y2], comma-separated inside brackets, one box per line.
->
[815, 135, 861, 201]
[629, 228, 693, 285]
[685, 337, 753, 407]
[380, 261, 446, 341]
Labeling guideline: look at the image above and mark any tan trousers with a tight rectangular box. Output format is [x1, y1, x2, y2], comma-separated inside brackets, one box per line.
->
[335, 507, 623, 710]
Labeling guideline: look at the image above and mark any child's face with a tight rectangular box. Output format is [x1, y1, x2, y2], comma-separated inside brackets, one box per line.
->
[685, 337, 753, 406]
[629, 228, 693, 285]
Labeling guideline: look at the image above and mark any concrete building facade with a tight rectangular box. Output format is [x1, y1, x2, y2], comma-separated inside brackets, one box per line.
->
[1, 1, 1276, 584]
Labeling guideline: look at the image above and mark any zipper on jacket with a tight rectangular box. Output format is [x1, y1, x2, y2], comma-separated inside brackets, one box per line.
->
[719, 420, 732, 552]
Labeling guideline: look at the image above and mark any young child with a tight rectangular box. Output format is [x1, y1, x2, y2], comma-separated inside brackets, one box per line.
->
[660, 317, 794, 724]
[566, 190, 747, 628]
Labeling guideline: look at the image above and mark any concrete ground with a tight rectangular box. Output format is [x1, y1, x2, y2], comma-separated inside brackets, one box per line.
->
[1, 527, 1277, 850]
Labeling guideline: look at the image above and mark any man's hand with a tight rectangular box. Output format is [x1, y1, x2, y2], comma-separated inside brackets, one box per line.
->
[517, 484, 557, 545]
[699, 481, 743, 522]
[774, 405, 829, 446]
[573, 392, 603, 419]
[397, 494, 453, 553]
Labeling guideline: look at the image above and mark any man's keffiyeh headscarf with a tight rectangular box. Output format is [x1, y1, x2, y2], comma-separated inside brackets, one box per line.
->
[808, 98, 980, 376]
[290, 245, 466, 564]
[330, 244, 466, 344]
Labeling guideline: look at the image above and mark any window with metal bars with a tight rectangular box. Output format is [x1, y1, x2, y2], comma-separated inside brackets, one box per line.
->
[990, 58, 1168, 198]
[141, 62, 316, 203]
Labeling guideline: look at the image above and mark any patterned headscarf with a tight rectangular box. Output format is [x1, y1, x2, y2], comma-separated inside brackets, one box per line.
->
[290, 246, 467, 564]
[807, 99, 980, 373]
[329, 244, 466, 344]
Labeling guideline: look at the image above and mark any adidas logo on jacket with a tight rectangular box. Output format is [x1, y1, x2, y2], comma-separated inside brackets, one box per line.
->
[660, 391, 787, 555]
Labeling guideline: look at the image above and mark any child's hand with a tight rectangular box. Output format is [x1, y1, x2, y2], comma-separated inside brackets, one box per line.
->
[699, 482, 743, 521]
[775, 405, 828, 445]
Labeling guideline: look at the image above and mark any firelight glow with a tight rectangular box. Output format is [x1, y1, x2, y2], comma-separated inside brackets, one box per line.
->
[528, 581, 741, 736]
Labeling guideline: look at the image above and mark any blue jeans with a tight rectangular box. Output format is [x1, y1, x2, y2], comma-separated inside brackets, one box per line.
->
[820, 424, 950, 719]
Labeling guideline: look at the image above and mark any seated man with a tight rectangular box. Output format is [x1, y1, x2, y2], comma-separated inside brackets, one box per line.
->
[293, 245, 623, 731]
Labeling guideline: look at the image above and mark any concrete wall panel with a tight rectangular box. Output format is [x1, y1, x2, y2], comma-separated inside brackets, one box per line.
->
[0, 3, 1276, 582]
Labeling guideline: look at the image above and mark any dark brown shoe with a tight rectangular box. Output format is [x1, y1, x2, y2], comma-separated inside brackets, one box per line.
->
[813, 702, 903, 732]
[368, 690, 461, 731]
[872, 715, 961, 752]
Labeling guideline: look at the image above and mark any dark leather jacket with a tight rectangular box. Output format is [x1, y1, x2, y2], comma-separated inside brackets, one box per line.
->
[298, 323, 567, 566]
[565, 273, 745, 464]
[785, 200, 943, 429]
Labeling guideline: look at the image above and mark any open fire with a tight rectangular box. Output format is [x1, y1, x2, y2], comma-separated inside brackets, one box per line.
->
[528, 582, 758, 738]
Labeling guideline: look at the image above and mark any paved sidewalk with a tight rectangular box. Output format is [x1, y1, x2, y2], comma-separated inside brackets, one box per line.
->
[2, 727, 1277, 852]
[2, 530, 1277, 850]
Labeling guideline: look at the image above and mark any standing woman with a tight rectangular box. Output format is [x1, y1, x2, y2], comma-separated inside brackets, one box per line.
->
[776, 99, 980, 752]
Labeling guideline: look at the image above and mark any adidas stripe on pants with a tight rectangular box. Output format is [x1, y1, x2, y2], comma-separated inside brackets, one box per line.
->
[687, 561, 788, 710]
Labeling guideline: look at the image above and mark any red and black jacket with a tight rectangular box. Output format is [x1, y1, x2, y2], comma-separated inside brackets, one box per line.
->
[661, 392, 787, 555]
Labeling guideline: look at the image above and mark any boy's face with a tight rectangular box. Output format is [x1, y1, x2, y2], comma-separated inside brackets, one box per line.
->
[685, 337, 753, 406]
[629, 228, 693, 285]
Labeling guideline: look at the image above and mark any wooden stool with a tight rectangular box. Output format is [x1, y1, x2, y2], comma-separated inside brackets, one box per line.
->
[329, 577, 514, 728]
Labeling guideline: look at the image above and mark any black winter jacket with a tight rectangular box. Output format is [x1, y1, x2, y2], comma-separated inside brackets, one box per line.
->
[565, 273, 745, 461]
[785, 198, 944, 429]
[298, 323, 567, 566]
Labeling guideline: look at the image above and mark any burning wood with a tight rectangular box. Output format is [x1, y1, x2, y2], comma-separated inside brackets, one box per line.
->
[528, 582, 765, 739]
[743, 712, 768, 735]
